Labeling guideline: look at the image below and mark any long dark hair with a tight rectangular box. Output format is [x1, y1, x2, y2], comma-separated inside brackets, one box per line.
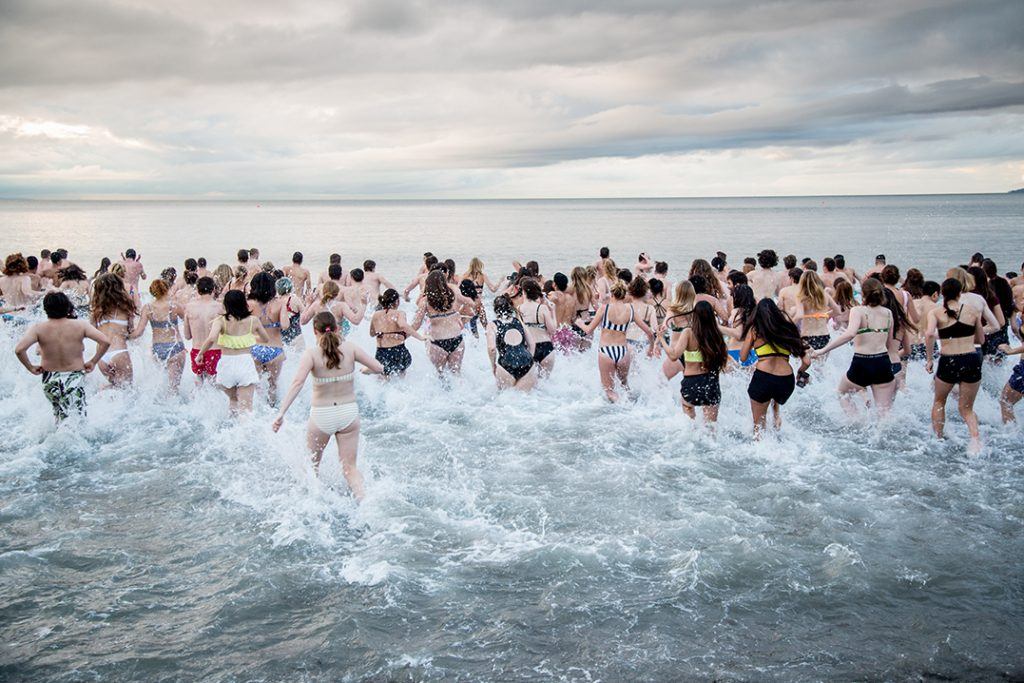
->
[314, 312, 343, 369]
[940, 278, 963, 321]
[731, 284, 756, 326]
[425, 270, 454, 312]
[690, 301, 728, 373]
[743, 299, 807, 358]
[247, 271, 276, 304]
[93, 257, 111, 279]
[967, 265, 999, 310]
[903, 268, 925, 298]
[91, 272, 136, 322]
[883, 288, 915, 335]
[378, 288, 400, 310]
[223, 290, 251, 320]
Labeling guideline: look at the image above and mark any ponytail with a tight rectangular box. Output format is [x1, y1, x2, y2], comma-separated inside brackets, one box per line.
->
[320, 281, 340, 306]
[940, 278, 962, 321]
[313, 312, 343, 369]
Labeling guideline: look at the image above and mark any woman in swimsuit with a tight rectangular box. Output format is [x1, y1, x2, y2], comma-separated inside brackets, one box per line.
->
[412, 270, 473, 376]
[273, 312, 383, 501]
[882, 286, 915, 391]
[595, 259, 618, 305]
[212, 264, 233, 298]
[300, 281, 364, 331]
[578, 280, 655, 402]
[625, 277, 657, 359]
[649, 278, 669, 344]
[517, 278, 557, 375]
[967, 265, 1008, 359]
[724, 284, 757, 370]
[91, 272, 137, 387]
[811, 278, 897, 416]
[461, 257, 499, 297]
[276, 277, 304, 349]
[58, 265, 91, 314]
[661, 280, 695, 380]
[487, 295, 537, 391]
[459, 279, 487, 339]
[831, 278, 856, 331]
[196, 289, 271, 414]
[690, 258, 731, 320]
[740, 298, 811, 437]
[924, 278, 985, 454]
[132, 279, 186, 391]
[793, 270, 839, 358]
[660, 301, 728, 424]
[370, 288, 426, 378]
[247, 272, 289, 405]
[0, 253, 37, 309]
[568, 266, 597, 351]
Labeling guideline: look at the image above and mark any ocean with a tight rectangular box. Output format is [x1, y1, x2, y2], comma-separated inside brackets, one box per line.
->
[1, 194, 1022, 681]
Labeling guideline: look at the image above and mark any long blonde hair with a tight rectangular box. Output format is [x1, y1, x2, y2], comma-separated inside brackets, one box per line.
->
[667, 280, 695, 317]
[571, 266, 593, 308]
[320, 280, 340, 306]
[797, 270, 826, 311]
[601, 259, 618, 282]
[946, 267, 975, 292]
[467, 257, 485, 281]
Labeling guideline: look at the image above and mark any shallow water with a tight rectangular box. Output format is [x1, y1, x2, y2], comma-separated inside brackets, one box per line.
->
[2, 196, 1024, 680]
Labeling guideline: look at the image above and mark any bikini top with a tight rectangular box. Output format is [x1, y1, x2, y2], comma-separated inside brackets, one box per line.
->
[601, 304, 634, 332]
[804, 310, 830, 319]
[427, 309, 456, 320]
[523, 303, 547, 329]
[149, 310, 178, 329]
[259, 303, 281, 329]
[313, 372, 353, 384]
[937, 305, 975, 340]
[682, 348, 704, 363]
[375, 314, 407, 340]
[218, 317, 256, 349]
[754, 341, 788, 358]
[855, 308, 891, 335]
[97, 318, 129, 327]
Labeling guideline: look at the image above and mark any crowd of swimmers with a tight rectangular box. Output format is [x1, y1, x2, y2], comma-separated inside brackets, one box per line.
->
[5, 246, 1024, 497]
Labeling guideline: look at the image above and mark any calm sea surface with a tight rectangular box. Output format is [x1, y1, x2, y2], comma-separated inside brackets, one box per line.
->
[1, 195, 1022, 681]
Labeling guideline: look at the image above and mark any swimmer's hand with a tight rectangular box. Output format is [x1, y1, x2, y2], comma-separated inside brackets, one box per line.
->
[28, 364, 43, 375]
[194, 352, 204, 364]
[810, 349, 822, 359]
[998, 343, 1011, 354]
[83, 361, 94, 373]
[925, 360, 934, 374]
[271, 415, 283, 432]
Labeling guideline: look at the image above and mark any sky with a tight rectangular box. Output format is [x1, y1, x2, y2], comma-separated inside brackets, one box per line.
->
[0, 0, 1022, 199]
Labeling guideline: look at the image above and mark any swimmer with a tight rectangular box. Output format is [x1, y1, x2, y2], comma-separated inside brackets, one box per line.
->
[412, 270, 473, 376]
[924, 278, 984, 454]
[370, 289, 425, 378]
[212, 264, 233, 297]
[133, 279, 187, 390]
[459, 279, 487, 339]
[881, 286, 915, 391]
[724, 284, 758, 370]
[812, 279, 896, 416]
[276, 277, 304, 348]
[967, 266, 1008, 359]
[1, 253, 38, 308]
[272, 312, 383, 501]
[661, 280, 696, 380]
[907, 280, 941, 361]
[195, 289, 271, 414]
[740, 298, 811, 437]
[518, 277, 558, 374]
[283, 252, 311, 297]
[578, 280, 655, 402]
[625, 277, 657, 358]
[462, 257, 500, 297]
[248, 272, 289, 405]
[749, 249, 780, 301]
[91, 272, 137, 387]
[997, 343, 1024, 423]
[776, 268, 803, 319]
[660, 300, 728, 424]
[865, 254, 886, 279]
[832, 278, 856, 330]
[690, 259, 729, 318]
[793, 271, 840, 356]
[487, 294, 537, 391]
[14, 291, 110, 422]
[117, 249, 146, 304]
[360, 260, 395, 301]
[300, 281, 364, 337]
[635, 252, 654, 278]
[403, 254, 438, 301]
[184, 276, 223, 382]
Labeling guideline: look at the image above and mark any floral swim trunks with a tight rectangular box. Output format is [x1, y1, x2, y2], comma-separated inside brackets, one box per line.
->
[41, 370, 86, 420]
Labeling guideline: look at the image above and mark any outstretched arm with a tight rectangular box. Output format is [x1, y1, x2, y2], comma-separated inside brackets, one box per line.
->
[272, 350, 313, 430]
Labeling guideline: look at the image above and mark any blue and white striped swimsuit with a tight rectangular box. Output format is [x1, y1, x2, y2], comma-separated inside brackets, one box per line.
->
[598, 304, 634, 365]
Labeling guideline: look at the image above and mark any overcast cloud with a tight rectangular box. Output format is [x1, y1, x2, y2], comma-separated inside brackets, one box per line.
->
[0, 0, 1022, 198]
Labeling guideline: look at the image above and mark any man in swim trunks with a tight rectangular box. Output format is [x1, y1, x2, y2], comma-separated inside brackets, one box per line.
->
[184, 276, 223, 381]
[283, 252, 311, 297]
[14, 291, 109, 422]
[117, 248, 147, 301]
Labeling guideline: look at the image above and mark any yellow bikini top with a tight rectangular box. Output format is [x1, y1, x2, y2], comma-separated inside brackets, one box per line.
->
[682, 349, 704, 363]
[218, 317, 256, 349]
[754, 342, 788, 358]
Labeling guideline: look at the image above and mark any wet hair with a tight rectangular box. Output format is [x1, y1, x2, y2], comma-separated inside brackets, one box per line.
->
[184, 270, 198, 286]
[627, 276, 648, 299]
[161, 267, 176, 285]
[834, 254, 846, 269]
[349, 268, 364, 283]
[328, 264, 343, 281]
[197, 276, 215, 295]
[313, 312, 343, 368]
[922, 280, 941, 297]
[553, 272, 568, 292]
[59, 264, 87, 282]
[788, 267, 803, 284]
[610, 280, 628, 300]
[460, 278, 478, 300]
[617, 268, 632, 283]
[425, 270, 454, 311]
[184, 258, 198, 272]
[599, 247, 610, 259]
[149, 279, 170, 299]
[197, 257, 207, 268]
[320, 281, 340, 305]
[237, 249, 249, 263]
[521, 278, 543, 301]
[783, 254, 797, 270]
[223, 290, 251, 320]
[654, 261, 668, 275]
[92, 257, 111, 279]
[493, 294, 517, 319]
[444, 259, 456, 276]
[861, 277, 884, 306]
[688, 274, 708, 295]
[690, 301, 728, 373]
[43, 291, 74, 319]
[91, 273, 136, 322]
[124, 248, 136, 259]
[247, 272, 277, 304]
[363, 259, 376, 272]
[378, 288, 400, 310]
[571, 267, 593, 308]
[727, 270, 748, 287]
[4, 253, 29, 276]
[668, 280, 695, 317]
[690, 259, 723, 298]
[711, 256, 726, 273]
[880, 264, 900, 286]
[883, 287, 915, 335]
[803, 259, 817, 272]
[743, 298, 808, 358]
[275, 277, 293, 295]
[797, 271, 826, 311]
[757, 249, 778, 269]
[903, 268, 925, 298]
[731, 284, 756, 326]
[329, 253, 342, 265]
[27, 256, 38, 270]
[940, 278, 963, 321]
[292, 252, 303, 265]
[823, 257, 836, 272]
[648, 278, 664, 297]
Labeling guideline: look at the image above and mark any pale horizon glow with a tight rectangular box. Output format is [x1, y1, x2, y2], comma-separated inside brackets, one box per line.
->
[1, 0, 1022, 199]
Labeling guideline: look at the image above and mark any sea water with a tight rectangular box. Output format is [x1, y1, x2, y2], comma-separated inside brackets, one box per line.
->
[1, 195, 1022, 681]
